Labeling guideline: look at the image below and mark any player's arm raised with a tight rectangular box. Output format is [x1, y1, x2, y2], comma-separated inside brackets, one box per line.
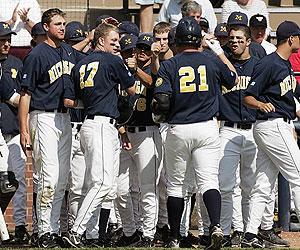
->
[205, 36, 238, 84]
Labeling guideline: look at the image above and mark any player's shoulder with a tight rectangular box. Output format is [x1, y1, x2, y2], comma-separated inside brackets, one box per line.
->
[3, 55, 23, 69]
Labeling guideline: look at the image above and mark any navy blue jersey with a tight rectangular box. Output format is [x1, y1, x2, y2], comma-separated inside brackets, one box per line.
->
[223, 42, 266, 59]
[20, 42, 79, 110]
[245, 52, 297, 120]
[127, 66, 155, 126]
[70, 51, 135, 119]
[0, 55, 22, 135]
[219, 56, 259, 123]
[155, 51, 236, 124]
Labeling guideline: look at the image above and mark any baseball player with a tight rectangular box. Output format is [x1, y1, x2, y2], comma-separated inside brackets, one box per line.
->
[18, 8, 80, 248]
[153, 17, 237, 249]
[0, 49, 20, 243]
[117, 33, 163, 247]
[0, 21, 29, 244]
[62, 22, 136, 248]
[242, 21, 300, 248]
[218, 24, 259, 247]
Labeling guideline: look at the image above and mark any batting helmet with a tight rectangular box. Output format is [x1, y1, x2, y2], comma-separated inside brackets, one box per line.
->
[175, 17, 201, 46]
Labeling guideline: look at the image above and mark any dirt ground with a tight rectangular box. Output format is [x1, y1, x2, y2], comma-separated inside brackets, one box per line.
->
[281, 232, 300, 248]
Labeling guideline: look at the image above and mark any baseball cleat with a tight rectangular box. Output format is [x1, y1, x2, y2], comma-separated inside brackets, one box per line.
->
[116, 230, 141, 247]
[38, 232, 60, 248]
[258, 229, 290, 247]
[179, 236, 195, 248]
[241, 236, 264, 248]
[164, 238, 180, 248]
[134, 236, 154, 247]
[62, 231, 84, 248]
[205, 225, 223, 250]
[231, 230, 243, 247]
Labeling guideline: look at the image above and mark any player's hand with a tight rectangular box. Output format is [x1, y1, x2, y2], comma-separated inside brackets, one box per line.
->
[125, 57, 137, 72]
[205, 37, 224, 56]
[20, 131, 32, 156]
[86, 29, 95, 42]
[18, 8, 30, 23]
[9, 2, 19, 25]
[151, 41, 161, 57]
[120, 132, 132, 150]
[258, 102, 275, 113]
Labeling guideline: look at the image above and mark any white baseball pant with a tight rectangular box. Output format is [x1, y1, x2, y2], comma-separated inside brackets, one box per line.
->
[246, 118, 300, 234]
[219, 125, 257, 235]
[0, 131, 9, 172]
[29, 110, 72, 236]
[71, 116, 119, 235]
[68, 124, 99, 239]
[4, 134, 27, 227]
[165, 119, 220, 198]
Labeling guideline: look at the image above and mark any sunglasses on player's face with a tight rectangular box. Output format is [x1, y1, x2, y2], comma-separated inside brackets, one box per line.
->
[136, 44, 151, 51]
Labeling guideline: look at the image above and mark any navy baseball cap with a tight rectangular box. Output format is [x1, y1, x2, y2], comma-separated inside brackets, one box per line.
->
[249, 14, 267, 28]
[0, 22, 16, 37]
[214, 23, 228, 37]
[136, 34, 154, 48]
[65, 21, 86, 42]
[227, 12, 248, 26]
[276, 21, 300, 42]
[119, 21, 140, 37]
[120, 34, 138, 52]
[31, 22, 46, 36]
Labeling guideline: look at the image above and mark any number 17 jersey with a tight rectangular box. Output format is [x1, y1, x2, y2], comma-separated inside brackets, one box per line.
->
[154, 51, 236, 124]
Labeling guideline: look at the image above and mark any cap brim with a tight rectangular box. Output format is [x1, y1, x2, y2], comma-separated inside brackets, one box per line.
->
[0, 31, 16, 37]
[121, 45, 135, 52]
[67, 36, 86, 42]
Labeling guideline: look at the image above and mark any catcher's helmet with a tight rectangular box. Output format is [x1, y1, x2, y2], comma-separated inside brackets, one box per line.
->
[175, 17, 201, 46]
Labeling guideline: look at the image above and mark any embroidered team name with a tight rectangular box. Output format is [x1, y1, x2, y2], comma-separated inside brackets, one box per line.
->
[280, 75, 297, 96]
[48, 60, 75, 84]
[222, 76, 251, 94]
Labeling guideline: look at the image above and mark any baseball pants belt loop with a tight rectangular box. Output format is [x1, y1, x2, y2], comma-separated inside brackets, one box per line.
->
[86, 114, 116, 125]
[223, 121, 252, 130]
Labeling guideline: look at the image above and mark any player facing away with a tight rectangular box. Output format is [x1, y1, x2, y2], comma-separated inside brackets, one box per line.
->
[18, 8, 80, 248]
[153, 17, 237, 250]
[62, 22, 136, 248]
[242, 21, 300, 248]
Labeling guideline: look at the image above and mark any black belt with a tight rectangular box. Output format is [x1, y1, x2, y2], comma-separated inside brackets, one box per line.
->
[127, 126, 147, 133]
[224, 121, 252, 130]
[71, 123, 82, 131]
[86, 115, 116, 125]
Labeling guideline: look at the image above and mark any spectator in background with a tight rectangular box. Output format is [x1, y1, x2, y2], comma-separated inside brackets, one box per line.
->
[156, 0, 217, 33]
[0, 0, 41, 60]
[290, 50, 300, 84]
[135, 0, 164, 33]
[249, 14, 276, 55]
[221, 0, 270, 36]
[181, 1, 202, 23]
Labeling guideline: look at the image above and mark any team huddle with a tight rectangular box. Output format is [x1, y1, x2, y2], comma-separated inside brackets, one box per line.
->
[0, 3, 300, 250]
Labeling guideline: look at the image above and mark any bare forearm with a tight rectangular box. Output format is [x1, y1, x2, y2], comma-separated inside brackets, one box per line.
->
[18, 92, 31, 133]
[136, 68, 153, 88]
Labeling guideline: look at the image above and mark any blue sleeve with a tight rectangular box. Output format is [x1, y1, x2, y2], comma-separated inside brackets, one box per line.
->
[214, 57, 236, 89]
[245, 58, 272, 98]
[112, 56, 135, 90]
[154, 61, 172, 95]
[20, 53, 41, 92]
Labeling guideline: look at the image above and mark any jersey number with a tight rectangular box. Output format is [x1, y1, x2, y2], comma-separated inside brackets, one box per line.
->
[179, 66, 208, 93]
[79, 62, 99, 89]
